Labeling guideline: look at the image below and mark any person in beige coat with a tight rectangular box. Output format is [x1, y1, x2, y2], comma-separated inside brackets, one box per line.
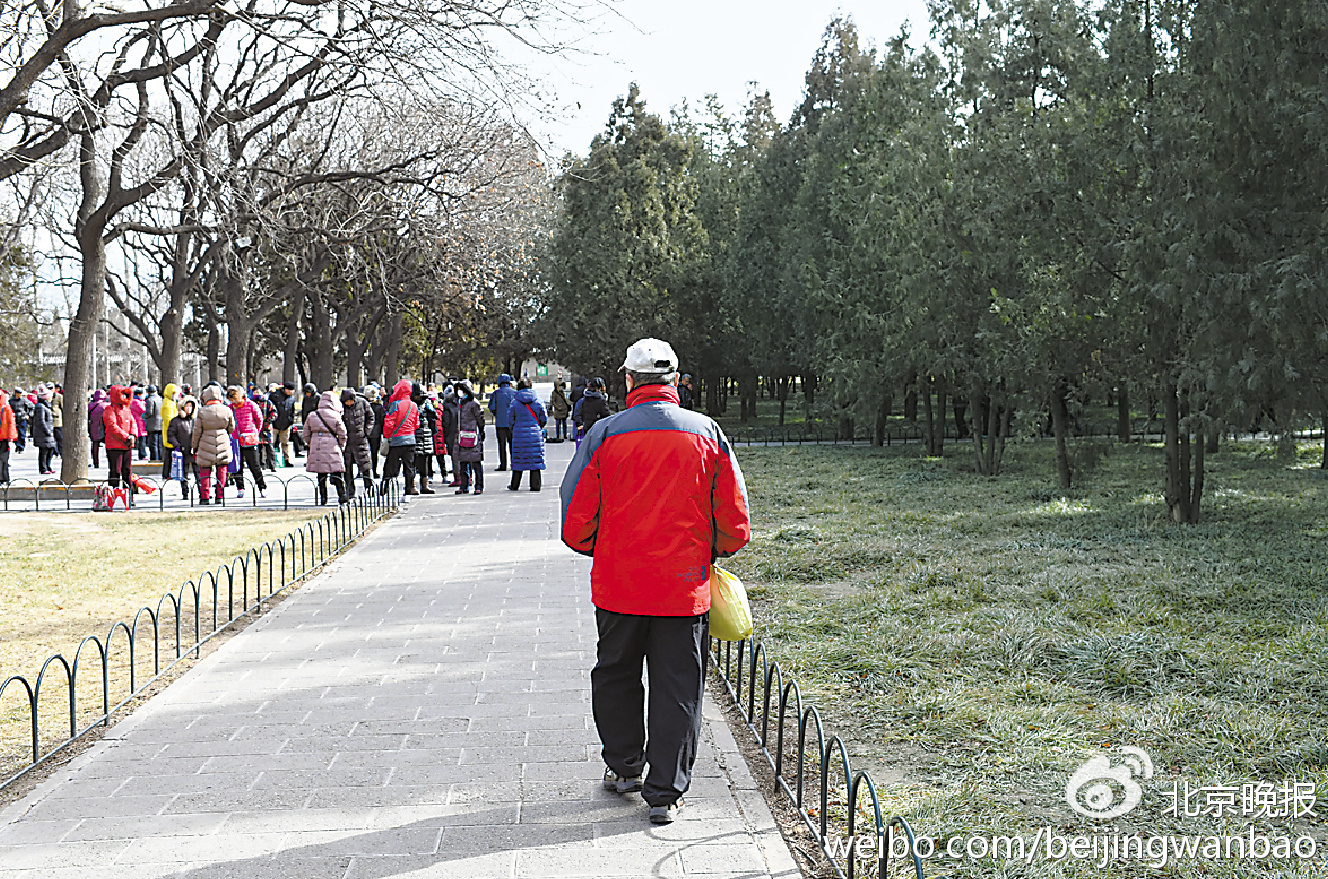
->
[302, 390, 348, 505]
[192, 383, 236, 505]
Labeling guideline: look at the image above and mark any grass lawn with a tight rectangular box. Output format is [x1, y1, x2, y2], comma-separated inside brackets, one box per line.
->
[724, 439, 1327, 877]
[0, 510, 341, 780]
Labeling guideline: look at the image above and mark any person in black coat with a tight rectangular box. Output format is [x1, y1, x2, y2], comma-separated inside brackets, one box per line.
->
[273, 381, 298, 465]
[579, 378, 612, 436]
[339, 388, 374, 497]
[367, 386, 386, 478]
[11, 391, 32, 453]
[410, 383, 437, 494]
[435, 383, 457, 483]
[31, 392, 56, 474]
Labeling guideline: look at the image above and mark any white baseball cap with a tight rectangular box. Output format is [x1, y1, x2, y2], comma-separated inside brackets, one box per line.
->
[621, 338, 679, 376]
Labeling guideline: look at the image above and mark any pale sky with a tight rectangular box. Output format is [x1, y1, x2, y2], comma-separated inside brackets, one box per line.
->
[526, 0, 934, 158]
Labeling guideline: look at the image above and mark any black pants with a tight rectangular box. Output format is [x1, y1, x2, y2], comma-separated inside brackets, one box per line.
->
[148, 431, 161, 461]
[368, 436, 381, 477]
[92, 440, 102, 469]
[316, 472, 346, 505]
[230, 445, 267, 491]
[509, 470, 542, 491]
[591, 609, 708, 807]
[106, 448, 132, 488]
[457, 460, 483, 491]
[342, 448, 370, 497]
[175, 459, 198, 495]
[415, 453, 433, 481]
[54, 427, 63, 456]
[382, 445, 416, 491]
[495, 426, 512, 469]
[38, 447, 55, 473]
[0, 440, 9, 484]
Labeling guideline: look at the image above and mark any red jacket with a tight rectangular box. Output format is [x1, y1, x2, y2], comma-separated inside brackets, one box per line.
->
[560, 383, 751, 616]
[102, 385, 138, 450]
[0, 391, 16, 442]
[381, 379, 419, 446]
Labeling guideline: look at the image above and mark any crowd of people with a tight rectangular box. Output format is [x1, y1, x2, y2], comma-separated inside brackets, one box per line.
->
[0, 370, 670, 506]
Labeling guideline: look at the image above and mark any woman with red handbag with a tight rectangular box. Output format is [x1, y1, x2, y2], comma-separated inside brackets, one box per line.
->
[453, 380, 485, 494]
[226, 386, 268, 499]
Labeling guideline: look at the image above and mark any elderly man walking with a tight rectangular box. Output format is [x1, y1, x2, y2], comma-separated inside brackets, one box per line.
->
[560, 338, 751, 824]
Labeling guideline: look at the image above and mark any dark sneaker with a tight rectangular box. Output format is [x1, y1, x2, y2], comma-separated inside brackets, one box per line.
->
[603, 769, 643, 794]
[649, 800, 683, 824]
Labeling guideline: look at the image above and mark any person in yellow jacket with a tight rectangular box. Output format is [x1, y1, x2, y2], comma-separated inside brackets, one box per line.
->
[159, 383, 180, 479]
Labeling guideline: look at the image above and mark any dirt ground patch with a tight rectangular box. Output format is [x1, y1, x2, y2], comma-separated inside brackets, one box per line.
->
[0, 510, 344, 783]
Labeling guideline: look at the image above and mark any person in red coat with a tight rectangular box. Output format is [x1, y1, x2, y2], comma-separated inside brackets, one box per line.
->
[102, 385, 137, 489]
[0, 389, 17, 484]
[560, 338, 751, 825]
[379, 378, 419, 496]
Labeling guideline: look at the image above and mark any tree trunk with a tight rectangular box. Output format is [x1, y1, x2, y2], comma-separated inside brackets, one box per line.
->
[59, 229, 107, 483]
[1116, 382, 1131, 442]
[307, 289, 334, 389]
[282, 287, 305, 385]
[802, 373, 817, 421]
[365, 319, 385, 387]
[1317, 408, 1328, 472]
[739, 369, 757, 421]
[206, 318, 220, 383]
[777, 375, 791, 426]
[1162, 383, 1202, 523]
[705, 373, 721, 416]
[922, 377, 934, 450]
[221, 266, 254, 388]
[1205, 422, 1220, 454]
[903, 373, 918, 421]
[873, 393, 891, 446]
[157, 297, 184, 388]
[384, 312, 404, 386]
[1050, 378, 1073, 490]
[1322, 409, 1328, 470]
[923, 374, 947, 456]
[970, 386, 987, 474]
[345, 323, 366, 389]
[935, 374, 947, 456]
[952, 397, 969, 439]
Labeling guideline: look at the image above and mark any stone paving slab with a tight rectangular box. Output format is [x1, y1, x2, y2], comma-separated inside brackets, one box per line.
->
[0, 441, 801, 879]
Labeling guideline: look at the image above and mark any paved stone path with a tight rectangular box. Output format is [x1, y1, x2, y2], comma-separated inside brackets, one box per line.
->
[0, 441, 800, 878]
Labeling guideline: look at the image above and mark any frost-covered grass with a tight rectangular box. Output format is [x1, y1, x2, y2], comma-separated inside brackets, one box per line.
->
[726, 439, 1327, 877]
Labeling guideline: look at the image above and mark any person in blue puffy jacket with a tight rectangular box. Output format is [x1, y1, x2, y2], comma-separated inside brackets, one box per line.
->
[506, 377, 547, 491]
[487, 373, 516, 471]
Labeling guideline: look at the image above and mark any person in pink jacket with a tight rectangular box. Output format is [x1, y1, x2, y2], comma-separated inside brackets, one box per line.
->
[226, 385, 268, 499]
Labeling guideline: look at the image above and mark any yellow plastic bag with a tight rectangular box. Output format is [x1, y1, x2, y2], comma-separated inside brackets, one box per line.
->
[709, 565, 753, 641]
